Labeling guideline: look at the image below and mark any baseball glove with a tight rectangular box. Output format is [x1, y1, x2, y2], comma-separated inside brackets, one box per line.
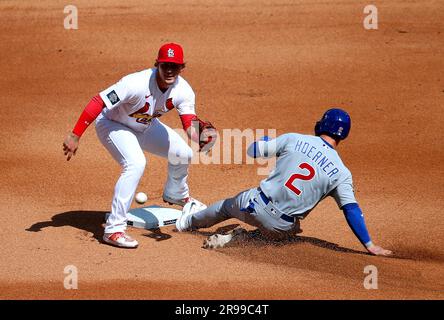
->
[198, 119, 217, 152]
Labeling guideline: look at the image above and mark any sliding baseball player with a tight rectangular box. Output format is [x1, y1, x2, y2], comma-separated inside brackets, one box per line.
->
[176, 109, 392, 256]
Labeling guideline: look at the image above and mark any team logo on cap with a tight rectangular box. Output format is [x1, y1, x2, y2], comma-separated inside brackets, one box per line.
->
[167, 48, 175, 57]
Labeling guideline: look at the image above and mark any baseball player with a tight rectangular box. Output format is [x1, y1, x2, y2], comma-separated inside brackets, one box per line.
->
[176, 109, 392, 256]
[63, 43, 216, 248]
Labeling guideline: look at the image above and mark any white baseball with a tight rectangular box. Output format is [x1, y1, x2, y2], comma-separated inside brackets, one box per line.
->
[135, 192, 148, 204]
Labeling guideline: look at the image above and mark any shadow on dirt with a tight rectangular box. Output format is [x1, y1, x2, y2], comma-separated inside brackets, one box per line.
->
[143, 229, 172, 241]
[391, 243, 444, 263]
[26, 211, 107, 241]
[26, 210, 173, 243]
[195, 224, 367, 256]
[27, 213, 373, 257]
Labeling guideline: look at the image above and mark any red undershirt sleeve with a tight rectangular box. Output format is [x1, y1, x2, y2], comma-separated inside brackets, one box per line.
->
[72, 95, 105, 137]
[180, 114, 198, 131]
[180, 114, 200, 143]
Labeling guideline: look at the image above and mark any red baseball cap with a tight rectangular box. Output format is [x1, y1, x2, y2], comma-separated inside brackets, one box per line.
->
[156, 43, 184, 64]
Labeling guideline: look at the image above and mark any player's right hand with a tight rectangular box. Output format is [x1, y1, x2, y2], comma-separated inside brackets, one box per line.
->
[63, 132, 80, 161]
[366, 244, 393, 257]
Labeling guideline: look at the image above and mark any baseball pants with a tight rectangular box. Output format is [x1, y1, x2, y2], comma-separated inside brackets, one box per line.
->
[95, 116, 193, 233]
[191, 188, 301, 240]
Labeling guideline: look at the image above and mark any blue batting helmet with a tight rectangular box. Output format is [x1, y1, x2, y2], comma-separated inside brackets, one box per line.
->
[314, 108, 351, 140]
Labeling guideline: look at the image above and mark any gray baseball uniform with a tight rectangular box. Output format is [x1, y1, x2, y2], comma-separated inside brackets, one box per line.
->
[190, 133, 357, 236]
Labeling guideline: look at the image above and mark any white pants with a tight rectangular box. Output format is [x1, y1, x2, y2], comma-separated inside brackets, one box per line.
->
[95, 116, 193, 233]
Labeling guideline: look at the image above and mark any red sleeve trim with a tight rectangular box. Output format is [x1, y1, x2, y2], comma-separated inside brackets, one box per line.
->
[180, 114, 198, 131]
[72, 95, 105, 137]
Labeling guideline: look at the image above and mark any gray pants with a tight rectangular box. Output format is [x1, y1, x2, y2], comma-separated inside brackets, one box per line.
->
[191, 188, 301, 240]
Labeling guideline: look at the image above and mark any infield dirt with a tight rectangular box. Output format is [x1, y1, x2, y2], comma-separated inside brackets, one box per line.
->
[0, 0, 443, 299]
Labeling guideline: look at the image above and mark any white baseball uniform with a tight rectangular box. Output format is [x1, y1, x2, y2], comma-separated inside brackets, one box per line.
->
[96, 68, 195, 233]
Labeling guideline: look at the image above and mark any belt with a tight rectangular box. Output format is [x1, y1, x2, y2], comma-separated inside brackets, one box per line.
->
[258, 191, 295, 223]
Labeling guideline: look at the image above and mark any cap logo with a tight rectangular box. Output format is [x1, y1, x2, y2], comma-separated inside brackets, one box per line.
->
[167, 48, 175, 57]
[338, 127, 344, 134]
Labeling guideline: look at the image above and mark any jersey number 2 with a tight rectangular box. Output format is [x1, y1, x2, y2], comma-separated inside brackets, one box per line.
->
[285, 162, 315, 196]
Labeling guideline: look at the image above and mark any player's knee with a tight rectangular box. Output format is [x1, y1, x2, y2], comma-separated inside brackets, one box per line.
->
[169, 145, 193, 165]
[124, 158, 146, 176]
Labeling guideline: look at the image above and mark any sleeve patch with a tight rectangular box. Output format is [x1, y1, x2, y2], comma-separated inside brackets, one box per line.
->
[107, 90, 120, 105]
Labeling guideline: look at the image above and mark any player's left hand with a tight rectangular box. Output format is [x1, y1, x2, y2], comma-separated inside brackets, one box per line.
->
[366, 244, 393, 256]
[198, 119, 217, 153]
[63, 132, 80, 161]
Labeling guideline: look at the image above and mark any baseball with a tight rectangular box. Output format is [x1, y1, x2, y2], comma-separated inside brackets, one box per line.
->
[135, 192, 148, 204]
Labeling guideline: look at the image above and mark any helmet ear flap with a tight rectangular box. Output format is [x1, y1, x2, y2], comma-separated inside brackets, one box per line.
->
[314, 121, 321, 136]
